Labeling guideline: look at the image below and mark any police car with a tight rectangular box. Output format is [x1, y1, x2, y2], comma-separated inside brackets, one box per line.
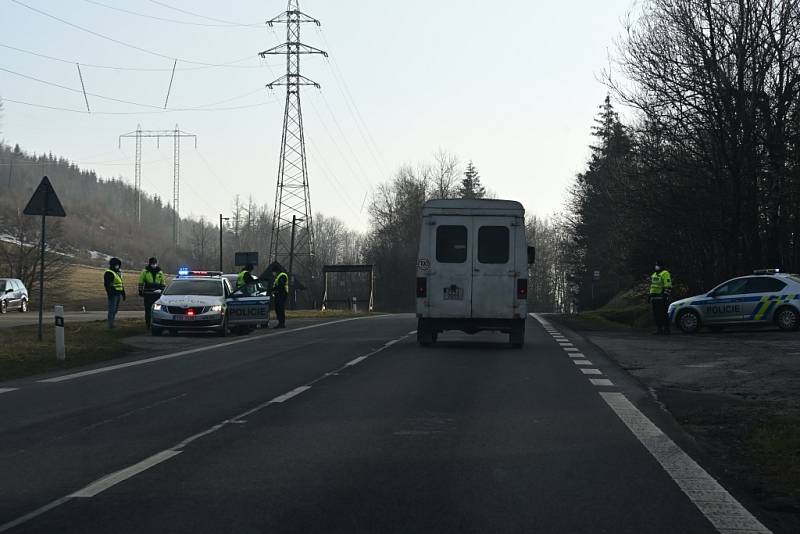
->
[150, 269, 270, 336]
[669, 270, 800, 333]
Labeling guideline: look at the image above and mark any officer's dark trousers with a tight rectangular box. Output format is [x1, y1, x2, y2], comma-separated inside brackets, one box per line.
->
[274, 294, 287, 326]
[652, 298, 669, 332]
[143, 293, 158, 328]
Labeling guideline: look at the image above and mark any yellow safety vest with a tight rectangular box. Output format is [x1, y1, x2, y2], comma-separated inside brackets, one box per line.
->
[273, 272, 289, 294]
[105, 269, 124, 292]
[649, 270, 672, 295]
[237, 270, 251, 289]
[139, 269, 166, 286]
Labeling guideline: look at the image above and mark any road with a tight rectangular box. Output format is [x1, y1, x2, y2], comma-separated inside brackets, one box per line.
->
[0, 311, 140, 329]
[0, 314, 773, 533]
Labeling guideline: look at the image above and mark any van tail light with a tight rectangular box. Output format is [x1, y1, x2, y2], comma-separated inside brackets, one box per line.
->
[416, 277, 427, 298]
[517, 278, 528, 299]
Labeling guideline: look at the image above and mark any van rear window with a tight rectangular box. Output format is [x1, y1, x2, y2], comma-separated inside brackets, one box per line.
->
[478, 226, 509, 264]
[436, 225, 468, 263]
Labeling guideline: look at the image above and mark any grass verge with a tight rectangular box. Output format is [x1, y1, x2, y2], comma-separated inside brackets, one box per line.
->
[0, 319, 145, 381]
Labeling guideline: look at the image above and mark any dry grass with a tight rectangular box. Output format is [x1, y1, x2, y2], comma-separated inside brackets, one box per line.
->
[0, 318, 145, 381]
[46, 264, 162, 312]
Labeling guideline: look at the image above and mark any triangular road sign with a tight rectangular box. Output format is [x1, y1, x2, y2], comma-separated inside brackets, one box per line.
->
[23, 176, 66, 217]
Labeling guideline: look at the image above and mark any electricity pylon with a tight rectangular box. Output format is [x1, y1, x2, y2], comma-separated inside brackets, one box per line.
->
[119, 125, 197, 245]
[259, 0, 327, 285]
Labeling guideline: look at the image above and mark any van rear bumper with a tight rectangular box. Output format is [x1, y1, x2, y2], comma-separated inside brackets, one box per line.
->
[418, 317, 523, 334]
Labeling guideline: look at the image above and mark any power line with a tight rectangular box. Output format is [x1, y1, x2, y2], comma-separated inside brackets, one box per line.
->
[317, 28, 390, 177]
[0, 42, 271, 71]
[9, 0, 259, 67]
[2, 96, 276, 115]
[1, 64, 280, 112]
[82, 0, 262, 29]
[146, 0, 262, 28]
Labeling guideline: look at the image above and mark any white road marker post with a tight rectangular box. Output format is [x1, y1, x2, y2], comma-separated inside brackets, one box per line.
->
[352, 296, 358, 314]
[54, 305, 66, 361]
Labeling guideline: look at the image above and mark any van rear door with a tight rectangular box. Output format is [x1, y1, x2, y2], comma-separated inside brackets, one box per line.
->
[471, 218, 516, 319]
[427, 217, 473, 318]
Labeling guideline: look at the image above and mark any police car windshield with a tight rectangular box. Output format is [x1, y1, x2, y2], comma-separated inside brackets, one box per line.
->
[164, 279, 223, 297]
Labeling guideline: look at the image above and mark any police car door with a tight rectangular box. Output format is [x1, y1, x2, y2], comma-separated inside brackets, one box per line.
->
[226, 281, 270, 326]
[471, 218, 516, 319]
[740, 277, 788, 322]
[428, 218, 473, 318]
[706, 277, 749, 323]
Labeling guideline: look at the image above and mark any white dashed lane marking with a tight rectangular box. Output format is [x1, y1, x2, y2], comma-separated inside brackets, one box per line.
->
[564, 348, 579, 352]
[573, 360, 593, 366]
[580, 368, 603, 375]
[590, 378, 615, 387]
[0, 388, 18, 395]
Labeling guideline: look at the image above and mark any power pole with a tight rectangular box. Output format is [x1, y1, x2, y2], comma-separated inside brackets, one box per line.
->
[260, 0, 327, 298]
[219, 213, 230, 272]
[119, 125, 197, 245]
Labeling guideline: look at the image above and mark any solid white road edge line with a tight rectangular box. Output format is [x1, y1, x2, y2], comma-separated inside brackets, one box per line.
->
[599, 392, 771, 534]
[1, 330, 411, 532]
[39, 316, 379, 384]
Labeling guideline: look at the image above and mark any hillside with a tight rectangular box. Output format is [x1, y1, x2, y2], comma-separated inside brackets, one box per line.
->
[0, 142, 211, 272]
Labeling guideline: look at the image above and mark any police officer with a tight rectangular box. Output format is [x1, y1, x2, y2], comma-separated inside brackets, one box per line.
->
[271, 263, 289, 329]
[138, 257, 166, 329]
[104, 257, 125, 329]
[237, 263, 256, 291]
[649, 260, 673, 335]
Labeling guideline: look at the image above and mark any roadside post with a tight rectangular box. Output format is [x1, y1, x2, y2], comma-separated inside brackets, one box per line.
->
[352, 296, 358, 314]
[592, 270, 600, 310]
[22, 176, 66, 341]
[54, 305, 66, 360]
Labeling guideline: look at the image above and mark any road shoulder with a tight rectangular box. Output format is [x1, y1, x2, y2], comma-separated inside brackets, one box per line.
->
[548, 315, 800, 534]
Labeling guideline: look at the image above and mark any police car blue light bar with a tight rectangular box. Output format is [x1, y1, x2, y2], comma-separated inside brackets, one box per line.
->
[178, 266, 190, 276]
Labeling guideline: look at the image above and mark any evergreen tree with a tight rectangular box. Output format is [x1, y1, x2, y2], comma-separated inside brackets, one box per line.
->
[458, 161, 486, 199]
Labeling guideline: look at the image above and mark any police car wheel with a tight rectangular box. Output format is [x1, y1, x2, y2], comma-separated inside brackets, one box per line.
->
[677, 310, 701, 334]
[0, 300, 6, 314]
[775, 307, 799, 331]
[217, 315, 229, 337]
[19, 299, 28, 313]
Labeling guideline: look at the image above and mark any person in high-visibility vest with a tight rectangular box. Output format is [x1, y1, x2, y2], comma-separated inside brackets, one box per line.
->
[138, 256, 167, 329]
[237, 263, 256, 291]
[271, 263, 289, 329]
[649, 260, 673, 335]
[104, 257, 126, 329]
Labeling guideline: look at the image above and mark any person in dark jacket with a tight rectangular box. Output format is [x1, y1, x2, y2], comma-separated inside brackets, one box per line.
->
[138, 257, 167, 328]
[104, 257, 126, 328]
[270, 262, 289, 329]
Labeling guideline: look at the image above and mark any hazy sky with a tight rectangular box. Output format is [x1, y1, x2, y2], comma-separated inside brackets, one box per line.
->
[0, 0, 635, 232]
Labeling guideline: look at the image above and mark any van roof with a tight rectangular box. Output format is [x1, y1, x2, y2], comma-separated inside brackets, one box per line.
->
[423, 198, 524, 213]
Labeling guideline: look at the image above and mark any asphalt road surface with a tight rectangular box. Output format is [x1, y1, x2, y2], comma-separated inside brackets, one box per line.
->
[0, 314, 773, 533]
[0, 311, 140, 329]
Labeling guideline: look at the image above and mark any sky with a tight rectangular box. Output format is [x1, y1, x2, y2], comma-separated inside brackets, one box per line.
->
[0, 0, 637, 232]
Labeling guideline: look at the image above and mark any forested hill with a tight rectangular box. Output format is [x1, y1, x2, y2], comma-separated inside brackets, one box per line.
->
[0, 142, 209, 271]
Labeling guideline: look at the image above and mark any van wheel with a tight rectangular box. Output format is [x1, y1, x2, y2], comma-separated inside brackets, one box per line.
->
[417, 319, 434, 346]
[151, 326, 163, 336]
[510, 321, 525, 348]
[0, 300, 6, 314]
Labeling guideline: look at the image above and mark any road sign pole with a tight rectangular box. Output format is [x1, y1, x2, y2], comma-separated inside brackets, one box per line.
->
[37, 197, 47, 342]
[22, 176, 66, 342]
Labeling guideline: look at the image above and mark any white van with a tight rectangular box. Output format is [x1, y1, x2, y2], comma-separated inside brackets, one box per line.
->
[415, 199, 534, 347]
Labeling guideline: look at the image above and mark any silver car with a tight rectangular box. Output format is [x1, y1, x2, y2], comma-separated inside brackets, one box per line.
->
[151, 271, 270, 336]
[669, 270, 800, 333]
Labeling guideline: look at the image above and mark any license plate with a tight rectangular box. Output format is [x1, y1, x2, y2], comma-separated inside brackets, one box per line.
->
[172, 315, 196, 321]
[443, 286, 464, 300]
